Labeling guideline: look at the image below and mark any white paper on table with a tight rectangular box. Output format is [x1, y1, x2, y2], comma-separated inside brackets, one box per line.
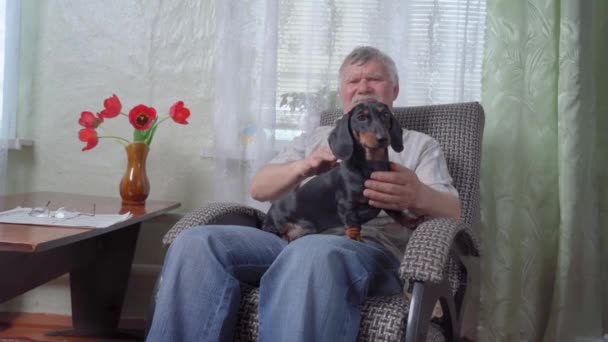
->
[0, 207, 133, 229]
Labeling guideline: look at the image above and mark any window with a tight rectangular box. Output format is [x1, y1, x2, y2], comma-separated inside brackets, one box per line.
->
[275, 0, 485, 138]
[0, 0, 20, 141]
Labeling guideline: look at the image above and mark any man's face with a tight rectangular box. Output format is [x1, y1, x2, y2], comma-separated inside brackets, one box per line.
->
[338, 58, 399, 113]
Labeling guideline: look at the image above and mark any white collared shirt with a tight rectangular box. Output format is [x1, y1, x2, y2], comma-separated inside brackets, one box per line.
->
[269, 126, 458, 260]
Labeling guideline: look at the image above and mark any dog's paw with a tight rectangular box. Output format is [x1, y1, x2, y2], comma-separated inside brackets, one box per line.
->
[345, 227, 363, 241]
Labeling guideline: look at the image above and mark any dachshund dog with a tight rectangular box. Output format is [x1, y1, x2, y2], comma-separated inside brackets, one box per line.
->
[262, 100, 418, 242]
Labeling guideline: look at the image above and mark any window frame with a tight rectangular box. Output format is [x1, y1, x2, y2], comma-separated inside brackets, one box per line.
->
[0, 0, 21, 143]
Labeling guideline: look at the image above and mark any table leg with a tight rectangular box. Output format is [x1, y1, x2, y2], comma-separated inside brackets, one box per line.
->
[47, 223, 142, 339]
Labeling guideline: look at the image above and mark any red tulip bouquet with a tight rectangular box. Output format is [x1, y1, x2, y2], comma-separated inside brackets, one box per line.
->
[78, 94, 190, 151]
[77, 94, 191, 205]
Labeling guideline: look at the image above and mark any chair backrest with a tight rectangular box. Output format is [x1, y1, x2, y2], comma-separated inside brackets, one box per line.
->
[320, 102, 485, 228]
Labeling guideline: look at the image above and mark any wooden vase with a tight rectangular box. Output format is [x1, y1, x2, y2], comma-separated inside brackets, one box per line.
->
[119, 142, 150, 205]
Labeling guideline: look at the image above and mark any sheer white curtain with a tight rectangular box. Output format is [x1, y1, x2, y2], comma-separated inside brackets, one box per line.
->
[0, 0, 21, 195]
[211, 0, 486, 208]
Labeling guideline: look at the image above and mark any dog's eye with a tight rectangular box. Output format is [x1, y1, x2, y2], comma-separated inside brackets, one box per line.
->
[356, 114, 367, 121]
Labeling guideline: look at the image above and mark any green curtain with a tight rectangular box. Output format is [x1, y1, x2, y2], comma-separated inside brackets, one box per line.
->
[480, 0, 608, 341]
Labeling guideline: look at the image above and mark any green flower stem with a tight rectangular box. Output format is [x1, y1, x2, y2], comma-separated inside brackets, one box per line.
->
[98, 135, 131, 147]
[155, 116, 171, 126]
[144, 116, 170, 146]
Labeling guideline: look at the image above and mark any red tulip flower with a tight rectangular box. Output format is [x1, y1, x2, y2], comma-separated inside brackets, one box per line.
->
[129, 104, 157, 130]
[99, 94, 122, 118]
[78, 128, 99, 151]
[78, 94, 190, 150]
[78, 111, 103, 128]
[169, 101, 190, 124]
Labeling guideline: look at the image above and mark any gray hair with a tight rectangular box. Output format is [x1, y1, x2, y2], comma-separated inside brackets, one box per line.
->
[338, 46, 399, 86]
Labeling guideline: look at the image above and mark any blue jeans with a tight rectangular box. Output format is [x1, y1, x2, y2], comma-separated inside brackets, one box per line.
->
[147, 225, 403, 342]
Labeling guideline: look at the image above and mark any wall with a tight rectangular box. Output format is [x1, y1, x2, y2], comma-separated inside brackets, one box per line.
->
[3, 0, 217, 318]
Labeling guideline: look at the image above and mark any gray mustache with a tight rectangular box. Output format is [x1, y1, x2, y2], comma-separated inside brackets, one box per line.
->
[351, 95, 380, 104]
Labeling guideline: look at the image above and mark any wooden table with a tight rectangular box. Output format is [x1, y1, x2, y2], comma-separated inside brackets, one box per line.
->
[0, 191, 180, 338]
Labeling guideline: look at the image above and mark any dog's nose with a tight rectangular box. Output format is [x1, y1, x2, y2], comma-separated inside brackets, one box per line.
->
[376, 134, 388, 145]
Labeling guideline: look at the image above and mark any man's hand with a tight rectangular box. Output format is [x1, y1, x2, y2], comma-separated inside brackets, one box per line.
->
[363, 162, 426, 211]
[251, 147, 337, 202]
[300, 147, 338, 178]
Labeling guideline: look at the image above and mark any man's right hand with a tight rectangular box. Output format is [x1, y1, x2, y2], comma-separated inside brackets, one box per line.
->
[251, 147, 337, 202]
[300, 147, 338, 178]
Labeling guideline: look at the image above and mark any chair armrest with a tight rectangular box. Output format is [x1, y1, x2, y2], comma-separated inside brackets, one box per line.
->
[162, 202, 266, 246]
[399, 217, 479, 284]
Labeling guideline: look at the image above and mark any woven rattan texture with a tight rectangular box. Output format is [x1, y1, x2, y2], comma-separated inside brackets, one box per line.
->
[234, 285, 446, 342]
[162, 202, 266, 245]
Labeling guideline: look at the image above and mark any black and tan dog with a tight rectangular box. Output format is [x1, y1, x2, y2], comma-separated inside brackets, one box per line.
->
[262, 100, 413, 242]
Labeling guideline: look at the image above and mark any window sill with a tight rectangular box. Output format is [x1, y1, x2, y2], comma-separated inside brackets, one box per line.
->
[7, 138, 34, 150]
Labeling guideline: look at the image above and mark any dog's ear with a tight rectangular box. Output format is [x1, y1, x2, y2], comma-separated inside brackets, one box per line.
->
[389, 112, 404, 152]
[328, 115, 353, 160]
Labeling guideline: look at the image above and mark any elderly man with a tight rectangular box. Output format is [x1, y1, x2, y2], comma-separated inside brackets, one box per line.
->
[147, 46, 460, 342]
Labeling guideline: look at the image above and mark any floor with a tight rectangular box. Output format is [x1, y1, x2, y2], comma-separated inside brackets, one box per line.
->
[0, 313, 145, 342]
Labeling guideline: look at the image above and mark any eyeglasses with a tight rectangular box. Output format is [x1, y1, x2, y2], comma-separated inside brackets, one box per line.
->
[28, 201, 96, 219]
